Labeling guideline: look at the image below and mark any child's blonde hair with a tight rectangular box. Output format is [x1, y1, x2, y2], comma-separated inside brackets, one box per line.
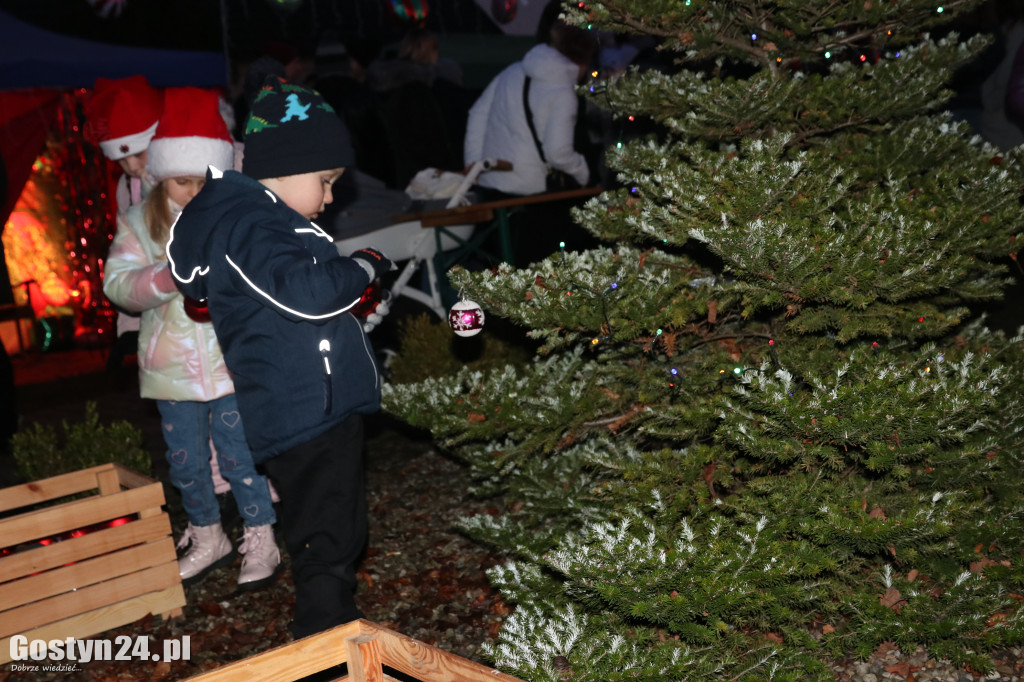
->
[144, 181, 173, 253]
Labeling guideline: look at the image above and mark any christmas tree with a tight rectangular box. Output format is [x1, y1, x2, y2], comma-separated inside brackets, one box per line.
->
[383, 1, 1024, 679]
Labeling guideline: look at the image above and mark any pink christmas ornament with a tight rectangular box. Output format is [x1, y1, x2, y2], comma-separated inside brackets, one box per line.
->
[448, 298, 485, 337]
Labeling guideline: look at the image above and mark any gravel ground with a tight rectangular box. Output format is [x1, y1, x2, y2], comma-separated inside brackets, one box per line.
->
[3, 350, 1022, 681]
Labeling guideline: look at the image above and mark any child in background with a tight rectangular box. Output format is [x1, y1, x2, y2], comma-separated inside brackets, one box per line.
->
[85, 75, 163, 215]
[103, 87, 280, 591]
[84, 75, 163, 371]
[167, 76, 394, 638]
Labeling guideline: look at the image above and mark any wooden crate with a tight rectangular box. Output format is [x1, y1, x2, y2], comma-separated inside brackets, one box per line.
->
[188, 619, 524, 682]
[0, 463, 185, 664]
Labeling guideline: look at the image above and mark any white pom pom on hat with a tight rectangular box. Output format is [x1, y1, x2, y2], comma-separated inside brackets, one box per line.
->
[147, 87, 236, 181]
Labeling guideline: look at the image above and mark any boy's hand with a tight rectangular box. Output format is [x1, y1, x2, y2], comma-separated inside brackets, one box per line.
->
[362, 291, 393, 333]
[350, 248, 396, 281]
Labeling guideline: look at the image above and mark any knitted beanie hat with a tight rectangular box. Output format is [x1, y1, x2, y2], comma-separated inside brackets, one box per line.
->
[147, 87, 236, 181]
[242, 75, 354, 180]
[84, 75, 163, 161]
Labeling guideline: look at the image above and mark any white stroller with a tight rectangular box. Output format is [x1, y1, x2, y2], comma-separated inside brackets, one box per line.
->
[330, 159, 504, 319]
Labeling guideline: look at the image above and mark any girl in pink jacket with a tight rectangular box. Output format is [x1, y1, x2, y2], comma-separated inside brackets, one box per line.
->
[102, 87, 279, 591]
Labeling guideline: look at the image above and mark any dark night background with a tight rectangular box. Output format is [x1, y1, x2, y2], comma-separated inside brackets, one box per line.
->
[0, 0, 503, 61]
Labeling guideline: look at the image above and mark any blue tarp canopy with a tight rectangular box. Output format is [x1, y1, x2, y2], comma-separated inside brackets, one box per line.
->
[0, 8, 227, 90]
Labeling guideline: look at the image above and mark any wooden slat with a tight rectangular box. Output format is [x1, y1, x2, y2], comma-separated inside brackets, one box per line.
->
[391, 186, 603, 228]
[366, 621, 522, 682]
[113, 464, 158, 491]
[0, 537, 176, 610]
[96, 467, 121, 496]
[416, 208, 494, 228]
[0, 583, 185, 665]
[186, 620, 524, 682]
[0, 562, 179, 637]
[346, 634, 384, 682]
[0, 484, 164, 547]
[0, 513, 172, 581]
[185, 621, 362, 681]
[0, 464, 118, 513]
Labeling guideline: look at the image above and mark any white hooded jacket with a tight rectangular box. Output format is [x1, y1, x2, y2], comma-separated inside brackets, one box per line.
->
[102, 200, 236, 402]
[463, 43, 590, 195]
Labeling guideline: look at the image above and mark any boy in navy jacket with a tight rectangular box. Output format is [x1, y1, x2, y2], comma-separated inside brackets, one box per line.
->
[168, 75, 394, 638]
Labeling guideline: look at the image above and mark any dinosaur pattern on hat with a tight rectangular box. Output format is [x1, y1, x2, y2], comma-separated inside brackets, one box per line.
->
[240, 75, 354, 178]
[245, 116, 275, 135]
[281, 94, 311, 122]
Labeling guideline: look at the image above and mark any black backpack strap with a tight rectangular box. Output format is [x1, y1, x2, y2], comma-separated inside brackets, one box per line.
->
[522, 76, 548, 164]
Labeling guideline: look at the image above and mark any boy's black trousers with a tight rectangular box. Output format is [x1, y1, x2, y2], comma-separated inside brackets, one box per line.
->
[263, 414, 367, 639]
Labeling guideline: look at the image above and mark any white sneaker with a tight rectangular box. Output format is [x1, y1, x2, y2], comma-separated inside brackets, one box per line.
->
[176, 523, 234, 585]
[237, 524, 281, 591]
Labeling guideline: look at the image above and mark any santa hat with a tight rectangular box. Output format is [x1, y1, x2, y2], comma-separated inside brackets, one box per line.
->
[147, 87, 236, 181]
[84, 75, 163, 161]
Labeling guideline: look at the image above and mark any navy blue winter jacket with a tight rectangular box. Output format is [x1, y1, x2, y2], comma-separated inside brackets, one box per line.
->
[167, 168, 380, 462]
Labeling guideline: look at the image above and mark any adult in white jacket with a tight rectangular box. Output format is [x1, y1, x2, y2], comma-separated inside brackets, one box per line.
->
[464, 29, 595, 196]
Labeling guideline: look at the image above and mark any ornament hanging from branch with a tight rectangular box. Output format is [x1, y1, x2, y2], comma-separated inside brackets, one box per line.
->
[449, 296, 485, 338]
[86, 0, 127, 19]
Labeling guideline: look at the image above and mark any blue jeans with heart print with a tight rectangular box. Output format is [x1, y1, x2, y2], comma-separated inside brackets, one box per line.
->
[157, 395, 276, 528]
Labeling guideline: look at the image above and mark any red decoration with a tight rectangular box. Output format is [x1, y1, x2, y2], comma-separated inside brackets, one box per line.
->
[183, 296, 211, 323]
[1, 515, 136, 567]
[491, 0, 517, 23]
[58, 91, 119, 342]
[351, 279, 383, 318]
